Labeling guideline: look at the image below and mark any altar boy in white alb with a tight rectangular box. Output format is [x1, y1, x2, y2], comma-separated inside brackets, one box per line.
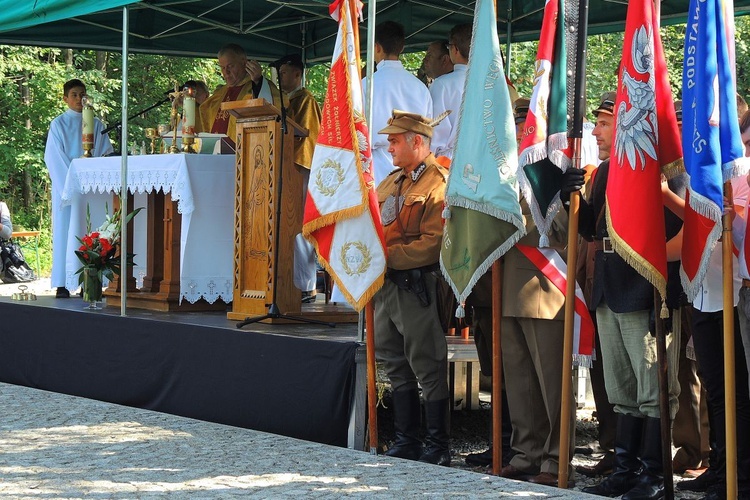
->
[45, 79, 113, 298]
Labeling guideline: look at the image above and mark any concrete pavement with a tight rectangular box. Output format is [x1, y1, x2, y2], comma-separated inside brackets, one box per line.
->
[0, 382, 596, 499]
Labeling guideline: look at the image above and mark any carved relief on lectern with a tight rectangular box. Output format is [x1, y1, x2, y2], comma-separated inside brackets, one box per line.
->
[236, 126, 275, 300]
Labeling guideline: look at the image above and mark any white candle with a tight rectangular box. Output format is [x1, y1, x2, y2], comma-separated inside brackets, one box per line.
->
[182, 95, 196, 138]
[82, 105, 94, 155]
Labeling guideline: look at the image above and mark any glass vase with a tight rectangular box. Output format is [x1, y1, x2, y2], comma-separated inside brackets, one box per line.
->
[82, 268, 103, 310]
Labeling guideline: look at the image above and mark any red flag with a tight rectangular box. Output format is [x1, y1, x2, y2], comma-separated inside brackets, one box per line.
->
[606, 0, 683, 298]
[302, 0, 386, 311]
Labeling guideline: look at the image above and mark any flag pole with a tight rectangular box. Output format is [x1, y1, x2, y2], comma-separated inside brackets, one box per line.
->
[491, 261, 503, 476]
[653, 289, 674, 500]
[558, 0, 589, 488]
[352, 0, 379, 455]
[722, 181, 738, 500]
[650, 3, 675, 498]
[365, 301, 378, 453]
[491, 0, 504, 476]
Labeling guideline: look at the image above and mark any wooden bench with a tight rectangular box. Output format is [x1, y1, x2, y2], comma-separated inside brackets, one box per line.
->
[11, 231, 41, 277]
[446, 335, 482, 410]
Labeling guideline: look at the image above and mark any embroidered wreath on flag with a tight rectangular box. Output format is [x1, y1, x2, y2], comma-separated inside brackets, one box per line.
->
[340, 241, 372, 276]
[315, 159, 346, 196]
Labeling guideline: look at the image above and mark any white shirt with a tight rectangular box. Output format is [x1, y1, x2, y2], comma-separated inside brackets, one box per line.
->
[363, 60, 432, 184]
[736, 175, 750, 280]
[693, 176, 748, 311]
[44, 108, 113, 287]
[429, 64, 467, 159]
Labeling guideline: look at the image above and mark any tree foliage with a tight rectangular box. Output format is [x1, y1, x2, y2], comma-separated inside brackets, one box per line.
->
[1, 16, 749, 276]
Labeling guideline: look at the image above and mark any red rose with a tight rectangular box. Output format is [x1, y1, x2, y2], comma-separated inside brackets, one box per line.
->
[100, 238, 112, 254]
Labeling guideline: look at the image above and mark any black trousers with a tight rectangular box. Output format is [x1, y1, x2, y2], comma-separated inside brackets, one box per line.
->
[691, 307, 750, 490]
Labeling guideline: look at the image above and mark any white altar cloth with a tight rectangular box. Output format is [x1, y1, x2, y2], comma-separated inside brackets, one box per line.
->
[62, 154, 235, 304]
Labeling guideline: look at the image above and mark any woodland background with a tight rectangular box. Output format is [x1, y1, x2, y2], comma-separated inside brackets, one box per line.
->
[2, 20, 749, 275]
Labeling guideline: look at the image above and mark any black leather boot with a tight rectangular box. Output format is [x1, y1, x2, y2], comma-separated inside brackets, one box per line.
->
[622, 416, 664, 500]
[419, 398, 451, 466]
[385, 387, 422, 460]
[679, 398, 721, 492]
[583, 414, 644, 497]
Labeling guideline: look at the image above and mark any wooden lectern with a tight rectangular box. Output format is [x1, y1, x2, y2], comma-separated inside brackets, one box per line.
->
[225, 98, 358, 324]
[224, 99, 304, 322]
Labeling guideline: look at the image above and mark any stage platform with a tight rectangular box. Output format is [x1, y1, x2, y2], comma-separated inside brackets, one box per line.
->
[0, 295, 480, 450]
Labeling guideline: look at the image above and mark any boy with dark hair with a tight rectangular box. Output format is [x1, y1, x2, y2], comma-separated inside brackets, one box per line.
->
[448, 23, 472, 61]
[44, 79, 113, 298]
[374, 21, 406, 56]
[363, 21, 432, 183]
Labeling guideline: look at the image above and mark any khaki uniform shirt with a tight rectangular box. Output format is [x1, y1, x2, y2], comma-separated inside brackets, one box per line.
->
[377, 154, 447, 270]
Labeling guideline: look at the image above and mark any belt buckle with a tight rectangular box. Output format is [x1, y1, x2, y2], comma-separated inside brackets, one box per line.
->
[602, 237, 614, 253]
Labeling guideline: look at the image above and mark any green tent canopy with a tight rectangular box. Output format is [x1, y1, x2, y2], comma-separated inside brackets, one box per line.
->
[1, 0, 749, 63]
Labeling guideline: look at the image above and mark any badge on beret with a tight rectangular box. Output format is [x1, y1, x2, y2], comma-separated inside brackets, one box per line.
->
[381, 194, 404, 226]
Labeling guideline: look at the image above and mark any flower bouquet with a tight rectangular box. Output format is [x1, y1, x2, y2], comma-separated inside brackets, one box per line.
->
[75, 203, 142, 308]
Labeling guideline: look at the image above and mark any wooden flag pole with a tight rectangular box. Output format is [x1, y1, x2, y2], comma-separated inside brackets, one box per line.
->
[558, 0, 590, 488]
[365, 301, 378, 454]
[651, 3, 674, 498]
[722, 181, 738, 499]
[653, 289, 674, 500]
[491, 260, 503, 476]
[558, 143, 580, 490]
[490, 0, 504, 478]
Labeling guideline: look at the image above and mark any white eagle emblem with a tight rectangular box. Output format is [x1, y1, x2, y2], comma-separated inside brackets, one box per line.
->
[614, 24, 658, 170]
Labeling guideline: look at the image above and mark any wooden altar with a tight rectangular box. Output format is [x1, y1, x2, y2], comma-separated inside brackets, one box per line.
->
[224, 98, 357, 324]
[61, 154, 236, 312]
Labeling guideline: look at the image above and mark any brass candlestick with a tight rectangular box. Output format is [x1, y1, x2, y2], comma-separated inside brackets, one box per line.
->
[145, 128, 158, 154]
[169, 105, 180, 154]
[168, 85, 182, 154]
[157, 124, 169, 153]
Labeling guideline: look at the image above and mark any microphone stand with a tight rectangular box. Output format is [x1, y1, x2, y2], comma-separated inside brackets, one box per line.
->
[237, 98, 335, 329]
[102, 96, 172, 155]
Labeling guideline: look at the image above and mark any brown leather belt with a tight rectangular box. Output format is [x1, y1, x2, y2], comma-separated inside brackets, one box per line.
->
[593, 237, 614, 253]
[743, 279, 750, 288]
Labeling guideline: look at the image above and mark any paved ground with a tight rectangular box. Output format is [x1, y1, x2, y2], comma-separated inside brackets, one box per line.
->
[0, 383, 599, 499]
[0, 279, 703, 498]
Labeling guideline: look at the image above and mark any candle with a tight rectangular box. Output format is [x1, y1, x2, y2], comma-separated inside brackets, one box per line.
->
[81, 95, 94, 156]
[82, 106, 94, 136]
[182, 94, 196, 138]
